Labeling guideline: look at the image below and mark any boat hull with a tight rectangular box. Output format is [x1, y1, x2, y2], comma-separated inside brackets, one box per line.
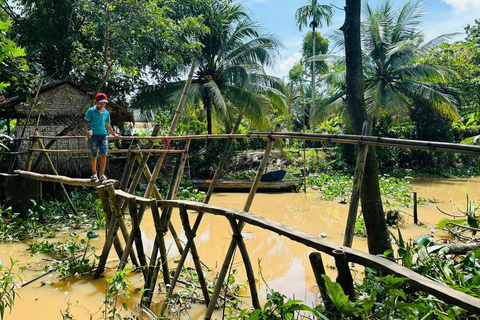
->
[193, 179, 303, 192]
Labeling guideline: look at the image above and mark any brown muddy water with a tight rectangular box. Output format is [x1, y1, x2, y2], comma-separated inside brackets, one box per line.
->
[2, 177, 480, 319]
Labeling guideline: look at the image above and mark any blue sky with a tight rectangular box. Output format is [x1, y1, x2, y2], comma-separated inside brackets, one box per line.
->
[242, 0, 480, 78]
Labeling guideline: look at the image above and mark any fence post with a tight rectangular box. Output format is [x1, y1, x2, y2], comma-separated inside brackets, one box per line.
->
[309, 252, 332, 308]
[343, 121, 371, 248]
[333, 249, 355, 299]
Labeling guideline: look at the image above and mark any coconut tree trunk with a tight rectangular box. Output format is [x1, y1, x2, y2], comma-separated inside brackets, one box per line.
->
[204, 92, 213, 134]
[311, 27, 316, 129]
[341, 0, 392, 255]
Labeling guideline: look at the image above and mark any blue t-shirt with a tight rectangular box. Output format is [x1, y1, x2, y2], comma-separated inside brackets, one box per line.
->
[84, 105, 111, 135]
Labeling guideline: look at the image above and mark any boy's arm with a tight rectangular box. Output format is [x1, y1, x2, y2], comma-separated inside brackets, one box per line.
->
[83, 120, 90, 138]
[106, 123, 119, 137]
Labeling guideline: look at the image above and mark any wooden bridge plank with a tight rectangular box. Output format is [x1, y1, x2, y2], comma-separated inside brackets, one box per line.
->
[14, 170, 119, 188]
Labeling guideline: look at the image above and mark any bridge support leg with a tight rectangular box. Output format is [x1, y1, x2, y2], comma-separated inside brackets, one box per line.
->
[227, 216, 261, 310]
[97, 185, 124, 262]
[158, 204, 210, 315]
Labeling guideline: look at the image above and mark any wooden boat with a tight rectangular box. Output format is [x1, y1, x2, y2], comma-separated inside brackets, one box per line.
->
[192, 178, 303, 192]
[260, 169, 286, 182]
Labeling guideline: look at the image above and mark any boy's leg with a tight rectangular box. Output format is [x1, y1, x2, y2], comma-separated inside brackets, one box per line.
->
[99, 155, 107, 176]
[98, 135, 109, 177]
[91, 157, 97, 174]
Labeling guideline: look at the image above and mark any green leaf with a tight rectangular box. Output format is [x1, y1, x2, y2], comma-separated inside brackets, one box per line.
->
[87, 231, 99, 239]
[436, 218, 466, 229]
[413, 235, 434, 247]
[322, 275, 362, 314]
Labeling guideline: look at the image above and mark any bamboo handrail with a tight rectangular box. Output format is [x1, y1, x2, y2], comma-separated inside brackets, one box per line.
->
[28, 148, 185, 154]
[157, 199, 480, 315]
[29, 132, 480, 156]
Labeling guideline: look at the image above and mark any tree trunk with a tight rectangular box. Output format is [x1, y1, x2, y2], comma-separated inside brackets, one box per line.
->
[204, 92, 212, 134]
[311, 27, 316, 129]
[341, 0, 392, 255]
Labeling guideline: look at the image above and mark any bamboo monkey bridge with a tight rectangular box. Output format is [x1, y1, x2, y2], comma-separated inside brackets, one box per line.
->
[11, 126, 480, 318]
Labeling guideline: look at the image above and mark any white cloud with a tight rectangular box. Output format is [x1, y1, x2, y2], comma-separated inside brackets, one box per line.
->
[267, 52, 303, 79]
[442, 0, 480, 12]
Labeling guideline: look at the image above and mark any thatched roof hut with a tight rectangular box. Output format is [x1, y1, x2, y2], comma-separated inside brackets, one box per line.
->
[0, 79, 134, 177]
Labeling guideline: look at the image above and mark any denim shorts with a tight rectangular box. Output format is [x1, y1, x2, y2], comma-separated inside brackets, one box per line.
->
[88, 134, 108, 157]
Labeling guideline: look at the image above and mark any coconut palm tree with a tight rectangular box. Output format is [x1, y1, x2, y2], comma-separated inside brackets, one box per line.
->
[313, 0, 459, 125]
[134, 0, 287, 134]
[295, 0, 334, 120]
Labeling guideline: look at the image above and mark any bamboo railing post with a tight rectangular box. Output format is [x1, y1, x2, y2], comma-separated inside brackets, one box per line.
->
[159, 204, 210, 315]
[332, 249, 355, 299]
[204, 124, 280, 319]
[97, 185, 124, 260]
[35, 132, 78, 216]
[309, 252, 332, 308]
[413, 192, 418, 225]
[26, 137, 38, 171]
[120, 142, 138, 191]
[204, 115, 243, 204]
[125, 125, 161, 198]
[227, 215, 261, 310]
[136, 153, 163, 200]
[343, 121, 372, 248]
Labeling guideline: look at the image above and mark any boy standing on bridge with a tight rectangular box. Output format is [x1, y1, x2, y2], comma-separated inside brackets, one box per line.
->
[84, 93, 119, 181]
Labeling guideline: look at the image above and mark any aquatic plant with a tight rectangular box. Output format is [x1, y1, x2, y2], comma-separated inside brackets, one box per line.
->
[0, 258, 22, 320]
[230, 290, 326, 320]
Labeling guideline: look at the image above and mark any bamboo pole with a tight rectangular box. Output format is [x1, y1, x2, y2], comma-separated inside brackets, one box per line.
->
[94, 184, 140, 278]
[136, 153, 163, 200]
[120, 144, 137, 191]
[204, 124, 280, 319]
[142, 139, 192, 304]
[141, 200, 171, 308]
[34, 134, 78, 215]
[125, 124, 161, 198]
[94, 192, 121, 279]
[332, 249, 355, 299]
[129, 198, 149, 279]
[343, 121, 371, 248]
[31, 119, 85, 172]
[117, 201, 148, 271]
[309, 252, 332, 308]
[227, 215, 261, 310]
[204, 115, 243, 204]
[96, 185, 124, 259]
[20, 79, 43, 139]
[155, 199, 480, 314]
[26, 138, 38, 171]
[30, 132, 480, 157]
[159, 204, 210, 314]
[142, 62, 196, 200]
[28, 148, 183, 154]
[157, 117, 243, 311]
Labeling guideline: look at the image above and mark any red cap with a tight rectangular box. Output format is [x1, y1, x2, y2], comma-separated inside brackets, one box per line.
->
[96, 93, 108, 103]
